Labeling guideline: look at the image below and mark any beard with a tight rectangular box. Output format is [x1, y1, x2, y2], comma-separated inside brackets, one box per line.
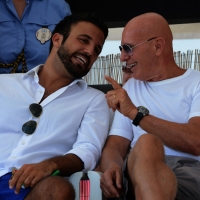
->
[57, 45, 90, 79]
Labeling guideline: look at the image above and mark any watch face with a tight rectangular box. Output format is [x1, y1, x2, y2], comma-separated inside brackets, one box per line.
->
[138, 106, 149, 116]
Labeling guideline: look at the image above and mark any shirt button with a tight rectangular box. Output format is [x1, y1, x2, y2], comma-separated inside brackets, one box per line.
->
[12, 156, 17, 159]
[21, 142, 25, 145]
[39, 90, 43, 93]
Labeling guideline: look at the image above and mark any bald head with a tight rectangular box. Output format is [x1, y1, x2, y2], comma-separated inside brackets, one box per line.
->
[120, 12, 182, 81]
[121, 12, 174, 60]
[124, 12, 172, 42]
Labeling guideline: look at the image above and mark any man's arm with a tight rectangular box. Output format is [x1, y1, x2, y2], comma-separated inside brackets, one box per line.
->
[45, 154, 84, 176]
[101, 136, 130, 172]
[139, 115, 200, 155]
[100, 135, 130, 198]
[104, 75, 200, 156]
[9, 154, 84, 194]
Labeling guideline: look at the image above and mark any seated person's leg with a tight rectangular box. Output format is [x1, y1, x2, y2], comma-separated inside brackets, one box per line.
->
[127, 134, 177, 200]
[25, 176, 75, 200]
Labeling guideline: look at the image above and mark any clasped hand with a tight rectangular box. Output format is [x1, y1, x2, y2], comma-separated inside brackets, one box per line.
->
[9, 162, 52, 194]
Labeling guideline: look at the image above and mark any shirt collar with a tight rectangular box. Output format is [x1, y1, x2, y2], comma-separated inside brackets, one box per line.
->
[22, 64, 42, 80]
[22, 65, 88, 89]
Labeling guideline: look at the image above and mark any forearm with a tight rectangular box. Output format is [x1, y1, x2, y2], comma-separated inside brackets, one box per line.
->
[139, 115, 200, 155]
[100, 136, 130, 172]
[42, 154, 84, 176]
[101, 149, 124, 173]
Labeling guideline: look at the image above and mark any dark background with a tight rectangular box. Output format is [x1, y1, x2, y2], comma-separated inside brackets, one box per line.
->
[67, 0, 200, 28]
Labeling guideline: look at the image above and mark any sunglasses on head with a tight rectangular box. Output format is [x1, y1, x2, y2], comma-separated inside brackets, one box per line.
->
[22, 103, 43, 135]
[119, 37, 158, 55]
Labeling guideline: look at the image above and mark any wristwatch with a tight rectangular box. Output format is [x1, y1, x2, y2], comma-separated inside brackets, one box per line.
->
[132, 106, 149, 126]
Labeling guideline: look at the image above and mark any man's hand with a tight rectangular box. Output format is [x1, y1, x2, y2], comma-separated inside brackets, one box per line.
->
[100, 164, 124, 198]
[9, 162, 53, 194]
[105, 75, 137, 119]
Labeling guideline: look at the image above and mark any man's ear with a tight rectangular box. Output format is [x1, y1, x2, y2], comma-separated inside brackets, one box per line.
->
[154, 37, 165, 56]
[51, 33, 63, 49]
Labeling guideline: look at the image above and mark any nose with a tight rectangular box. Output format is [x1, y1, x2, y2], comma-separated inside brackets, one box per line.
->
[84, 44, 97, 57]
[120, 50, 131, 61]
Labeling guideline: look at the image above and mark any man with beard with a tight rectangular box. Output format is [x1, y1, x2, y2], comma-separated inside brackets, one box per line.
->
[0, 13, 109, 200]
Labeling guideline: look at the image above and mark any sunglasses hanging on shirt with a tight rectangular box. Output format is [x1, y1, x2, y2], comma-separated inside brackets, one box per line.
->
[22, 103, 43, 135]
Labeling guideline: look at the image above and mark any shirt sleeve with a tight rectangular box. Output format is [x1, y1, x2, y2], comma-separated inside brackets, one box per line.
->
[109, 110, 133, 141]
[66, 92, 110, 171]
[189, 83, 200, 119]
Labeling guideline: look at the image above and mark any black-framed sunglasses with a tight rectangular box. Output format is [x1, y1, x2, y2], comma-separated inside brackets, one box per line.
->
[22, 103, 43, 135]
[119, 37, 158, 55]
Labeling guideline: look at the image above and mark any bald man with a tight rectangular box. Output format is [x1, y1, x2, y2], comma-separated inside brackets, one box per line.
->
[99, 12, 200, 200]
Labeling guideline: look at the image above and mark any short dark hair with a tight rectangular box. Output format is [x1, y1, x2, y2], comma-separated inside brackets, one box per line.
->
[49, 12, 108, 52]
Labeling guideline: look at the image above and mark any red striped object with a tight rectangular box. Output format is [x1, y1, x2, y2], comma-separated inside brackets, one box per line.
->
[79, 172, 90, 200]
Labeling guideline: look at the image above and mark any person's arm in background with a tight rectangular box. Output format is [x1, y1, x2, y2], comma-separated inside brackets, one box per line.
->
[0, 0, 72, 73]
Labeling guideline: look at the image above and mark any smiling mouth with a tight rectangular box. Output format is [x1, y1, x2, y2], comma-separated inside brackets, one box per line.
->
[126, 62, 137, 68]
[75, 55, 87, 66]
[122, 62, 137, 73]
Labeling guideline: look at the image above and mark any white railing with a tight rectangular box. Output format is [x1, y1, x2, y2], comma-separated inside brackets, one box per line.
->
[83, 49, 200, 85]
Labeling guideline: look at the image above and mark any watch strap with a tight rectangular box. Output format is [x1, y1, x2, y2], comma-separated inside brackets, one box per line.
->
[132, 112, 144, 126]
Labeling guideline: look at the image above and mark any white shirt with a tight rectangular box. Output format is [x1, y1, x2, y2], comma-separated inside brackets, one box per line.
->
[0, 65, 110, 176]
[110, 69, 200, 160]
